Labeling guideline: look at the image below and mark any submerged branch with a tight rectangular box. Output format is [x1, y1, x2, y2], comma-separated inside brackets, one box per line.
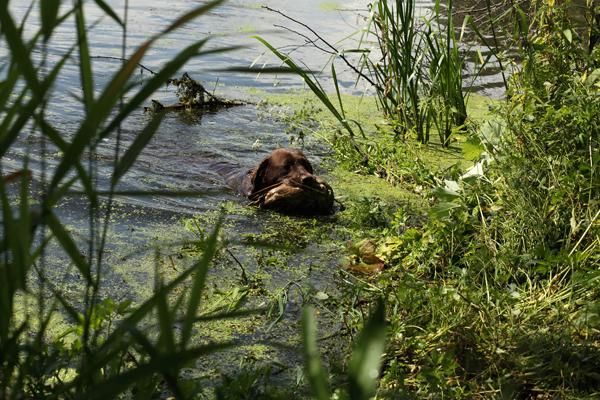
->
[90, 55, 158, 75]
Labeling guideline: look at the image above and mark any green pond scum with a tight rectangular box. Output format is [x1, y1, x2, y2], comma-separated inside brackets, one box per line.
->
[15, 88, 497, 396]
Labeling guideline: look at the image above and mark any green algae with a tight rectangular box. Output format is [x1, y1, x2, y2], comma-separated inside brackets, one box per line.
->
[25, 86, 499, 395]
[318, 1, 343, 11]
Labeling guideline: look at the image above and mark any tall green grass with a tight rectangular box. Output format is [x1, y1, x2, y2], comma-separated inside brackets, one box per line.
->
[258, 0, 472, 148]
[366, 0, 470, 145]
[367, 0, 429, 143]
[424, 0, 468, 145]
[0, 0, 251, 397]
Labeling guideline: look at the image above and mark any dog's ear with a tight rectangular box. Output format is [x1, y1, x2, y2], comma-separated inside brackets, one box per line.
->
[250, 157, 270, 193]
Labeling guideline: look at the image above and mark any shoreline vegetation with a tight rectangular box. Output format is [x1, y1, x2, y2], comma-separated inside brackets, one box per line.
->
[1, 0, 599, 398]
[255, 0, 599, 397]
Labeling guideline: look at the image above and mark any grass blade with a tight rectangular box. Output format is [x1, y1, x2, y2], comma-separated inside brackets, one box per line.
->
[40, 0, 60, 41]
[348, 298, 385, 400]
[94, 0, 123, 26]
[331, 63, 346, 119]
[253, 35, 352, 136]
[45, 211, 92, 284]
[180, 217, 222, 348]
[0, 45, 74, 157]
[302, 306, 331, 400]
[0, 7, 42, 99]
[111, 111, 165, 186]
[156, 284, 176, 354]
[37, 115, 97, 207]
[74, 2, 94, 109]
[79, 342, 236, 400]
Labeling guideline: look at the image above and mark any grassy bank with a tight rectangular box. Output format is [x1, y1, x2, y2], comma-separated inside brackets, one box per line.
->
[254, 0, 600, 396]
[257, 21, 599, 394]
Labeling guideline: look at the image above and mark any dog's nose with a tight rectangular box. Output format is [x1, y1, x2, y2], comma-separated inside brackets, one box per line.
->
[301, 175, 317, 185]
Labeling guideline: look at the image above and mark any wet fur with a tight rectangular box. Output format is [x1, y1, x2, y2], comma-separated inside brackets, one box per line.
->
[241, 148, 317, 197]
[212, 148, 333, 215]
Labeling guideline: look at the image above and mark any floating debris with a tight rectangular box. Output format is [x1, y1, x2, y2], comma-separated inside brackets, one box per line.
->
[145, 72, 245, 113]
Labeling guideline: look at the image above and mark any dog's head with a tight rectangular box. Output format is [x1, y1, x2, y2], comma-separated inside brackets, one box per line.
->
[250, 148, 315, 192]
[248, 148, 334, 215]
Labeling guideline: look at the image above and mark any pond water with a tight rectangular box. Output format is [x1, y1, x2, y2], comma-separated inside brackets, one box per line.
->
[2, 0, 512, 392]
[2, 0, 513, 215]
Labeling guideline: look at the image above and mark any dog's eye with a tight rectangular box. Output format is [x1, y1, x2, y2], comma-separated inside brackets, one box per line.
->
[301, 161, 313, 173]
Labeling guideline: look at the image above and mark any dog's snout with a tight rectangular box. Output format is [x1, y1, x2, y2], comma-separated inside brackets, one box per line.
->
[301, 174, 317, 185]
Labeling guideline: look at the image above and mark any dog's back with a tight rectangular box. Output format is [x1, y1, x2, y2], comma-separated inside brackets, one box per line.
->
[208, 161, 253, 196]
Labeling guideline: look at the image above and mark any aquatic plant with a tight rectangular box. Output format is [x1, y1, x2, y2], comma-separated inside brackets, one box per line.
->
[254, 1, 600, 397]
[258, 0, 473, 151]
[424, 0, 468, 145]
[367, 0, 429, 142]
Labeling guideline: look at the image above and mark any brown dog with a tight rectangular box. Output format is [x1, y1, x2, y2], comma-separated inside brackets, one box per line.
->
[238, 148, 313, 196]
[236, 148, 334, 215]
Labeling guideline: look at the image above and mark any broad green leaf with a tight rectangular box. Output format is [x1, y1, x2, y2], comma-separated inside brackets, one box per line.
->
[429, 201, 463, 219]
[587, 69, 600, 86]
[433, 185, 461, 202]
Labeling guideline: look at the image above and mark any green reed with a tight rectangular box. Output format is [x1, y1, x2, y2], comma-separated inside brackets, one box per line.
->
[368, 0, 430, 143]
[369, 0, 470, 145]
[258, 0, 473, 150]
[424, 0, 468, 145]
